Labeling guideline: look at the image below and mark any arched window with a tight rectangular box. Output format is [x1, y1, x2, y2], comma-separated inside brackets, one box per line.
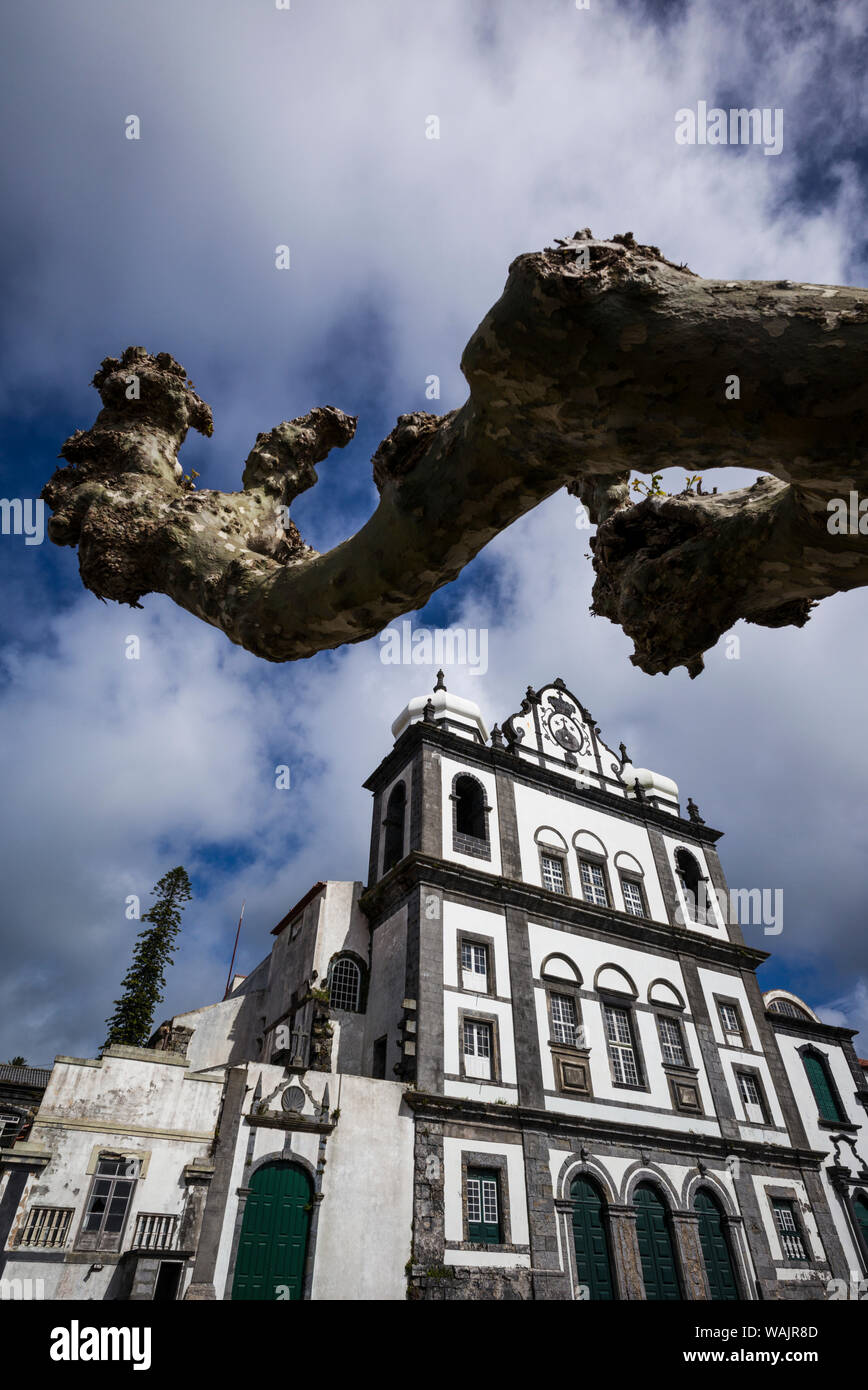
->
[674, 849, 703, 921]
[455, 775, 485, 838]
[802, 1050, 845, 1123]
[452, 774, 490, 859]
[382, 782, 406, 873]
[329, 957, 362, 1013]
[769, 998, 812, 1020]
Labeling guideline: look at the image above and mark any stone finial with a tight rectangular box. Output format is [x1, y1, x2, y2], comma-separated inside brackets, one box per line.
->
[423, 698, 436, 723]
[687, 797, 705, 825]
[490, 724, 504, 748]
[434, 669, 446, 691]
[619, 741, 631, 765]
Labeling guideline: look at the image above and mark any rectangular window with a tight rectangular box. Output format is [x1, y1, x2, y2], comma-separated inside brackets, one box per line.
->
[718, 1001, 744, 1047]
[736, 1070, 767, 1124]
[81, 1155, 140, 1247]
[657, 1014, 687, 1067]
[467, 1167, 501, 1243]
[541, 854, 566, 894]
[0, 1112, 21, 1138]
[620, 876, 647, 918]
[579, 858, 609, 907]
[463, 1020, 493, 1080]
[372, 1035, 387, 1079]
[604, 1005, 642, 1087]
[551, 993, 578, 1047]
[461, 940, 490, 993]
[772, 1201, 807, 1261]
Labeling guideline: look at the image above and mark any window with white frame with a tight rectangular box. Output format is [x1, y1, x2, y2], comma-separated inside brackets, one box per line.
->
[541, 853, 567, 895]
[736, 1070, 767, 1124]
[772, 1200, 807, 1261]
[551, 993, 579, 1047]
[463, 1019, 493, 1080]
[80, 1154, 141, 1249]
[0, 1111, 22, 1139]
[461, 940, 490, 993]
[657, 1014, 687, 1067]
[329, 957, 362, 1012]
[604, 1004, 642, 1087]
[467, 1167, 502, 1243]
[769, 998, 812, 1020]
[579, 858, 609, 907]
[718, 1000, 745, 1047]
[620, 876, 647, 917]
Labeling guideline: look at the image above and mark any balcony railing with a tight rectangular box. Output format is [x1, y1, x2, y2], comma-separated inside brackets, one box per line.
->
[131, 1212, 181, 1251]
[18, 1206, 73, 1248]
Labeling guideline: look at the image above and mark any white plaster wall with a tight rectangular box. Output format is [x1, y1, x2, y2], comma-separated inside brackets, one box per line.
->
[528, 923, 718, 1128]
[774, 1033, 868, 1270]
[35, 1054, 221, 1138]
[442, 1135, 528, 1250]
[2, 1056, 222, 1298]
[514, 784, 667, 920]
[439, 754, 502, 876]
[442, 900, 510, 996]
[182, 993, 264, 1072]
[717, 1049, 787, 1134]
[311, 881, 368, 982]
[752, 1174, 825, 1267]
[312, 1075, 414, 1300]
[443, 991, 517, 1083]
[698, 969, 762, 1051]
[660, 834, 728, 940]
[364, 904, 407, 1079]
[212, 1066, 413, 1301]
[378, 765, 412, 878]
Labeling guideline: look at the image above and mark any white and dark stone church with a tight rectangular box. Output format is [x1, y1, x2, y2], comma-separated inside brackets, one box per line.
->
[2, 676, 867, 1302]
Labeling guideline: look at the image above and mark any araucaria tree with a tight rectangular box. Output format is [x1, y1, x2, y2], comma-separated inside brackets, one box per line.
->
[104, 867, 192, 1049]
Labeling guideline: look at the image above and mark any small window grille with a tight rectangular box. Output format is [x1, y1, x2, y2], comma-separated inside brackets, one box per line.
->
[605, 1005, 641, 1086]
[541, 854, 566, 894]
[579, 859, 609, 907]
[551, 993, 578, 1047]
[329, 958, 361, 1012]
[658, 1015, 687, 1066]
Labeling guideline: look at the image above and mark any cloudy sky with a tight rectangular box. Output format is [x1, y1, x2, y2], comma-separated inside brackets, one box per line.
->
[2, 0, 867, 1066]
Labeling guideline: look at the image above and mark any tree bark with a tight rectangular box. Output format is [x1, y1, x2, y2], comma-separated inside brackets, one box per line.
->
[42, 232, 868, 673]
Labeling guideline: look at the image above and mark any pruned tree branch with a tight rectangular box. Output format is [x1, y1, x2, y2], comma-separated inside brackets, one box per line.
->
[42, 232, 868, 673]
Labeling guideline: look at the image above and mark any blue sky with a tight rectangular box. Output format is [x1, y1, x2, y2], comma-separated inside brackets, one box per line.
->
[2, 0, 868, 1064]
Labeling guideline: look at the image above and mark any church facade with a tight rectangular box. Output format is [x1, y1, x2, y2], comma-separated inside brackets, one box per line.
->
[2, 677, 867, 1301]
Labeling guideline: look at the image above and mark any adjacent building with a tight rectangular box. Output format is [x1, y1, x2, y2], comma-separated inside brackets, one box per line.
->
[1, 676, 866, 1300]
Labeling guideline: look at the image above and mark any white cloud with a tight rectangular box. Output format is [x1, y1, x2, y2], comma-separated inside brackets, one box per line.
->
[1, 0, 867, 1062]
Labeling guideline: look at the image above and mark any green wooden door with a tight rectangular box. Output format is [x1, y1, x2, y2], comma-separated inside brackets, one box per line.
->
[634, 1183, 681, 1301]
[694, 1189, 739, 1299]
[570, 1175, 615, 1300]
[231, 1162, 312, 1300]
[855, 1195, 868, 1255]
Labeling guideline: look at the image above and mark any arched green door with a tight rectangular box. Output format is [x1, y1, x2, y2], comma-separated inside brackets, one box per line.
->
[231, 1162, 312, 1300]
[570, 1175, 615, 1300]
[634, 1183, 681, 1300]
[694, 1189, 739, 1299]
